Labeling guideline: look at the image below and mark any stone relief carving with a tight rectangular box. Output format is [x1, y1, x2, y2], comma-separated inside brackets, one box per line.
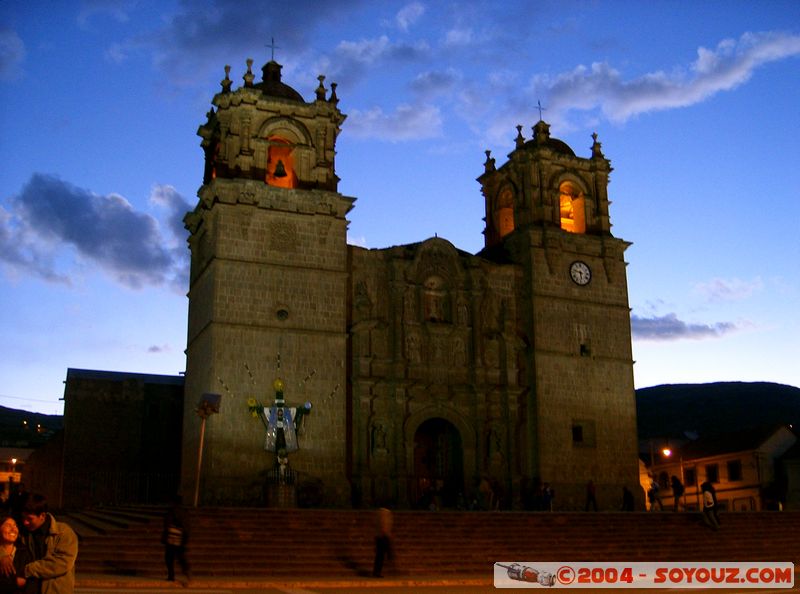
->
[403, 286, 417, 323]
[457, 296, 470, 326]
[481, 289, 501, 334]
[355, 280, 372, 318]
[405, 331, 421, 363]
[269, 221, 298, 251]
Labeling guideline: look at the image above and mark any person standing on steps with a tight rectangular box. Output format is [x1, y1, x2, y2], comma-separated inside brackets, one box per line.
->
[542, 483, 555, 511]
[701, 482, 720, 530]
[162, 495, 190, 584]
[372, 508, 393, 578]
[670, 476, 685, 511]
[648, 478, 663, 511]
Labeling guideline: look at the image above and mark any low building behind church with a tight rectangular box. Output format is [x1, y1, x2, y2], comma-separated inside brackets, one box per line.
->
[24, 369, 183, 508]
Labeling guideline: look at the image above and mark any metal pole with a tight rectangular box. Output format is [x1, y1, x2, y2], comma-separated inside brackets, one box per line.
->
[193, 416, 207, 508]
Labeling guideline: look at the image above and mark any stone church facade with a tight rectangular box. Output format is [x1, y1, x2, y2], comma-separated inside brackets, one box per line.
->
[181, 57, 640, 510]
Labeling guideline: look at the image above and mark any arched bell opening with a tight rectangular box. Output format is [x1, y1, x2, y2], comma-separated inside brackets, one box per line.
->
[559, 180, 586, 234]
[266, 136, 297, 188]
[494, 187, 515, 239]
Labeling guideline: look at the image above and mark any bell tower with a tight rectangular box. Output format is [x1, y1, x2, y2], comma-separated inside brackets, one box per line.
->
[182, 57, 354, 505]
[478, 121, 639, 507]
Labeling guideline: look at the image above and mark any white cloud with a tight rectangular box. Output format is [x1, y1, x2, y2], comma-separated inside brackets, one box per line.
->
[346, 103, 442, 141]
[631, 313, 739, 342]
[336, 35, 392, 65]
[77, 0, 136, 26]
[104, 42, 130, 64]
[396, 2, 425, 32]
[444, 27, 473, 47]
[0, 28, 26, 80]
[348, 235, 369, 248]
[694, 277, 764, 303]
[537, 31, 800, 123]
[0, 174, 190, 290]
[410, 68, 461, 98]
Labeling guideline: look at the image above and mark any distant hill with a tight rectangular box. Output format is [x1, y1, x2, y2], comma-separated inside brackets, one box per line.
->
[636, 381, 800, 441]
[0, 405, 63, 447]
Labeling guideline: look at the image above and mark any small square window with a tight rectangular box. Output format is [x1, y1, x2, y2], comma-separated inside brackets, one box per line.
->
[571, 419, 596, 447]
[727, 460, 742, 482]
[684, 468, 696, 487]
[705, 464, 719, 484]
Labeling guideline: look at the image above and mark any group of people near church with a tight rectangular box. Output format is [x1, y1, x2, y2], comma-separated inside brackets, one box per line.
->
[0, 492, 78, 593]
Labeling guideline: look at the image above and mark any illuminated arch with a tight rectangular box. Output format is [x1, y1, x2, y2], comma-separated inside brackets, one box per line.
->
[258, 117, 312, 189]
[559, 180, 586, 234]
[494, 187, 515, 239]
[265, 136, 297, 188]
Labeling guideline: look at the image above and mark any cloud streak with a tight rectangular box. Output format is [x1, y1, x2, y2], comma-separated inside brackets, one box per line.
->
[395, 2, 425, 32]
[538, 31, 800, 123]
[346, 103, 443, 141]
[135, 0, 369, 85]
[694, 277, 764, 303]
[0, 28, 25, 80]
[0, 174, 190, 290]
[631, 313, 738, 342]
[113, 2, 800, 145]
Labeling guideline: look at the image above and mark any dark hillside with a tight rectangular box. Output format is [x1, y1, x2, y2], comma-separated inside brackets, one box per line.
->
[0, 405, 63, 447]
[636, 381, 800, 440]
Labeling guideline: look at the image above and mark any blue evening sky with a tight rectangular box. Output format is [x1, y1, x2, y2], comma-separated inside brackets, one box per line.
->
[1, 1, 798, 415]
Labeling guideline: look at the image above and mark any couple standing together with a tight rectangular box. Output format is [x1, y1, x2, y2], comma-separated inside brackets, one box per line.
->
[0, 493, 78, 594]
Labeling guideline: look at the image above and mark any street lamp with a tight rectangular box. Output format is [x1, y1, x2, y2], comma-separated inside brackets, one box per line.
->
[193, 393, 222, 507]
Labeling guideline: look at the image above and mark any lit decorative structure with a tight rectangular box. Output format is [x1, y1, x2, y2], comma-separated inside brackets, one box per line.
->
[249, 377, 312, 455]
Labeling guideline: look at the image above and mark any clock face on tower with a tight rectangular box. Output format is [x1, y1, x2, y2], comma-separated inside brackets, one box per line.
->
[569, 261, 591, 286]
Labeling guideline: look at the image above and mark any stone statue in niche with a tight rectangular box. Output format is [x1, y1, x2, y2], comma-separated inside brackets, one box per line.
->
[423, 276, 448, 323]
[355, 280, 372, 318]
[485, 423, 505, 466]
[371, 423, 388, 454]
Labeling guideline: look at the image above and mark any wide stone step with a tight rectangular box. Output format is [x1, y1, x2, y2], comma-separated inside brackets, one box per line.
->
[71, 507, 800, 581]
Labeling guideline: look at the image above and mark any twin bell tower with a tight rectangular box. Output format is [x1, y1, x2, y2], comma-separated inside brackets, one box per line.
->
[181, 55, 639, 510]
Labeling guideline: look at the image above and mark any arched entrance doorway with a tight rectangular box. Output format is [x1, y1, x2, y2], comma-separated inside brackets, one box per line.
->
[412, 418, 463, 508]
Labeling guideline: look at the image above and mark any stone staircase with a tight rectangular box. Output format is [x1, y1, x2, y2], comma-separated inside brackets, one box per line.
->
[69, 508, 800, 580]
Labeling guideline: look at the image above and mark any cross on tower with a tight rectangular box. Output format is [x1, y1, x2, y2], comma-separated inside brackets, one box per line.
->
[536, 100, 546, 121]
[266, 37, 280, 61]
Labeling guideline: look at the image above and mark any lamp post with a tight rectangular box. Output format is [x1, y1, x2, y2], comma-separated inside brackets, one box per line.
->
[193, 393, 222, 508]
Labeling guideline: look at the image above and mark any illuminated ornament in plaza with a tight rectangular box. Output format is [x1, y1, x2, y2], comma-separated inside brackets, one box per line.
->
[254, 376, 312, 454]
